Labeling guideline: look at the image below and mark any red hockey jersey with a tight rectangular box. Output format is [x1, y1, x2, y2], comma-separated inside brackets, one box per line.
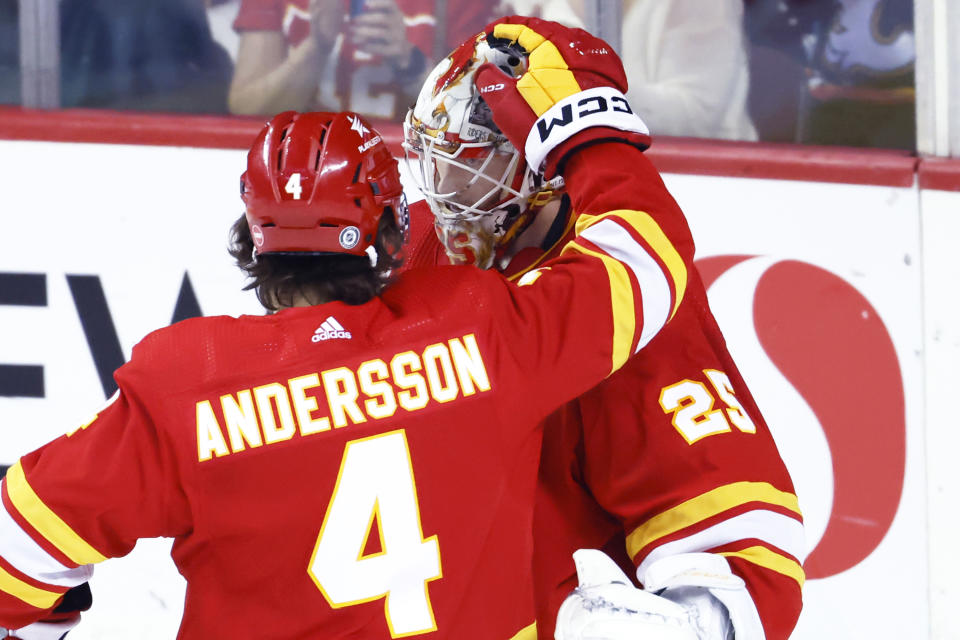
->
[406, 149, 805, 639]
[0, 142, 694, 639]
[528, 270, 805, 640]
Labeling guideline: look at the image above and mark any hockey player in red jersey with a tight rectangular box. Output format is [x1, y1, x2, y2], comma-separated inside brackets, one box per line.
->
[403, 16, 805, 640]
[0, 33, 696, 640]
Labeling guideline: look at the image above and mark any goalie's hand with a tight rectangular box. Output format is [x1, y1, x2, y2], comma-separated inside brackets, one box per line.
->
[556, 549, 713, 640]
[474, 15, 650, 176]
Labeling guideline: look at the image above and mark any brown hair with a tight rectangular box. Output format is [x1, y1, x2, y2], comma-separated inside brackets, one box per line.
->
[227, 211, 404, 311]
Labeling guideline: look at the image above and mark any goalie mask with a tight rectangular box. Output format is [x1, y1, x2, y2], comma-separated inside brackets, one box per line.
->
[403, 34, 563, 268]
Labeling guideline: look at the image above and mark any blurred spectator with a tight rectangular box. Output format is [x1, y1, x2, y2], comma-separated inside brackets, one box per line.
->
[803, 0, 915, 149]
[207, 0, 243, 61]
[498, 0, 583, 28]
[226, 0, 569, 121]
[746, 0, 915, 149]
[228, 0, 435, 121]
[60, 0, 234, 112]
[616, 0, 757, 140]
[558, 0, 757, 141]
[461, 0, 756, 141]
[744, 0, 835, 143]
[438, 3, 515, 55]
[0, 0, 19, 104]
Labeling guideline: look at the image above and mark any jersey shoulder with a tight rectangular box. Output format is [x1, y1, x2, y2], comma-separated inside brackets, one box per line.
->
[126, 314, 274, 388]
[387, 265, 503, 315]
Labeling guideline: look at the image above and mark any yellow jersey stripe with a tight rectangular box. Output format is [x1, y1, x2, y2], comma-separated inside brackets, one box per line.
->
[6, 462, 107, 565]
[0, 564, 63, 610]
[508, 621, 537, 640]
[626, 481, 801, 559]
[563, 243, 635, 373]
[721, 545, 806, 588]
[576, 211, 687, 318]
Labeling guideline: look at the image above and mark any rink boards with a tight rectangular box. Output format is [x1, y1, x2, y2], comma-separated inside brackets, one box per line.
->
[0, 119, 957, 639]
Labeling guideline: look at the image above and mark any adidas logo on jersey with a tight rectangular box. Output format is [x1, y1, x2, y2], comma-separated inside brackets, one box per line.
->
[312, 317, 352, 342]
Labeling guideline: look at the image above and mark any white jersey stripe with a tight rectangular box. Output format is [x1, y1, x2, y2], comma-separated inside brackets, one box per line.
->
[0, 489, 93, 588]
[580, 219, 671, 350]
[635, 509, 806, 581]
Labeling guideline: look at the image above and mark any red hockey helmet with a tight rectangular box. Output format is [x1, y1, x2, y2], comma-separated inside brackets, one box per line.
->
[241, 111, 408, 260]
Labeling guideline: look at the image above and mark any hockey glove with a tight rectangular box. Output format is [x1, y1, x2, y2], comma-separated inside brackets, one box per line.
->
[474, 15, 650, 178]
[554, 549, 733, 640]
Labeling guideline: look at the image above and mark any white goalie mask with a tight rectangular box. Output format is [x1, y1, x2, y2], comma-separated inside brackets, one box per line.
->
[403, 34, 563, 268]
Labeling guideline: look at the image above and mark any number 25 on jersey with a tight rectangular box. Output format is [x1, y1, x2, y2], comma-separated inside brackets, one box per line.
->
[659, 369, 757, 444]
[308, 430, 442, 637]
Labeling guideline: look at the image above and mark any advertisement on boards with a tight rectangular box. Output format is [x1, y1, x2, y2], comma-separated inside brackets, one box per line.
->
[666, 173, 925, 639]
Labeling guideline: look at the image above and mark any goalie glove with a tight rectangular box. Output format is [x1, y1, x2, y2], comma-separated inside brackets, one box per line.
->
[554, 549, 734, 640]
[474, 15, 650, 178]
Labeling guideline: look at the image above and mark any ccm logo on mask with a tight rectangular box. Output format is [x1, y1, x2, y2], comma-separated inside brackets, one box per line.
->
[537, 94, 633, 142]
[480, 83, 505, 93]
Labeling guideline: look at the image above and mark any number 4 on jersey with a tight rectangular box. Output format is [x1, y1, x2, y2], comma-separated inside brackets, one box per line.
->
[308, 430, 442, 637]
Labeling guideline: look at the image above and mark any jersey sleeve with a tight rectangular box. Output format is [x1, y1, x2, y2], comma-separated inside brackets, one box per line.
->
[472, 138, 696, 424]
[530, 300, 804, 639]
[0, 358, 191, 629]
[576, 289, 804, 639]
[559, 139, 694, 356]
[532, 138, 694, 366]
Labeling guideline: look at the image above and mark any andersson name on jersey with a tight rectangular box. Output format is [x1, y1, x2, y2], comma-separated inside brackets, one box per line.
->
[195, 333, 490, 462]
